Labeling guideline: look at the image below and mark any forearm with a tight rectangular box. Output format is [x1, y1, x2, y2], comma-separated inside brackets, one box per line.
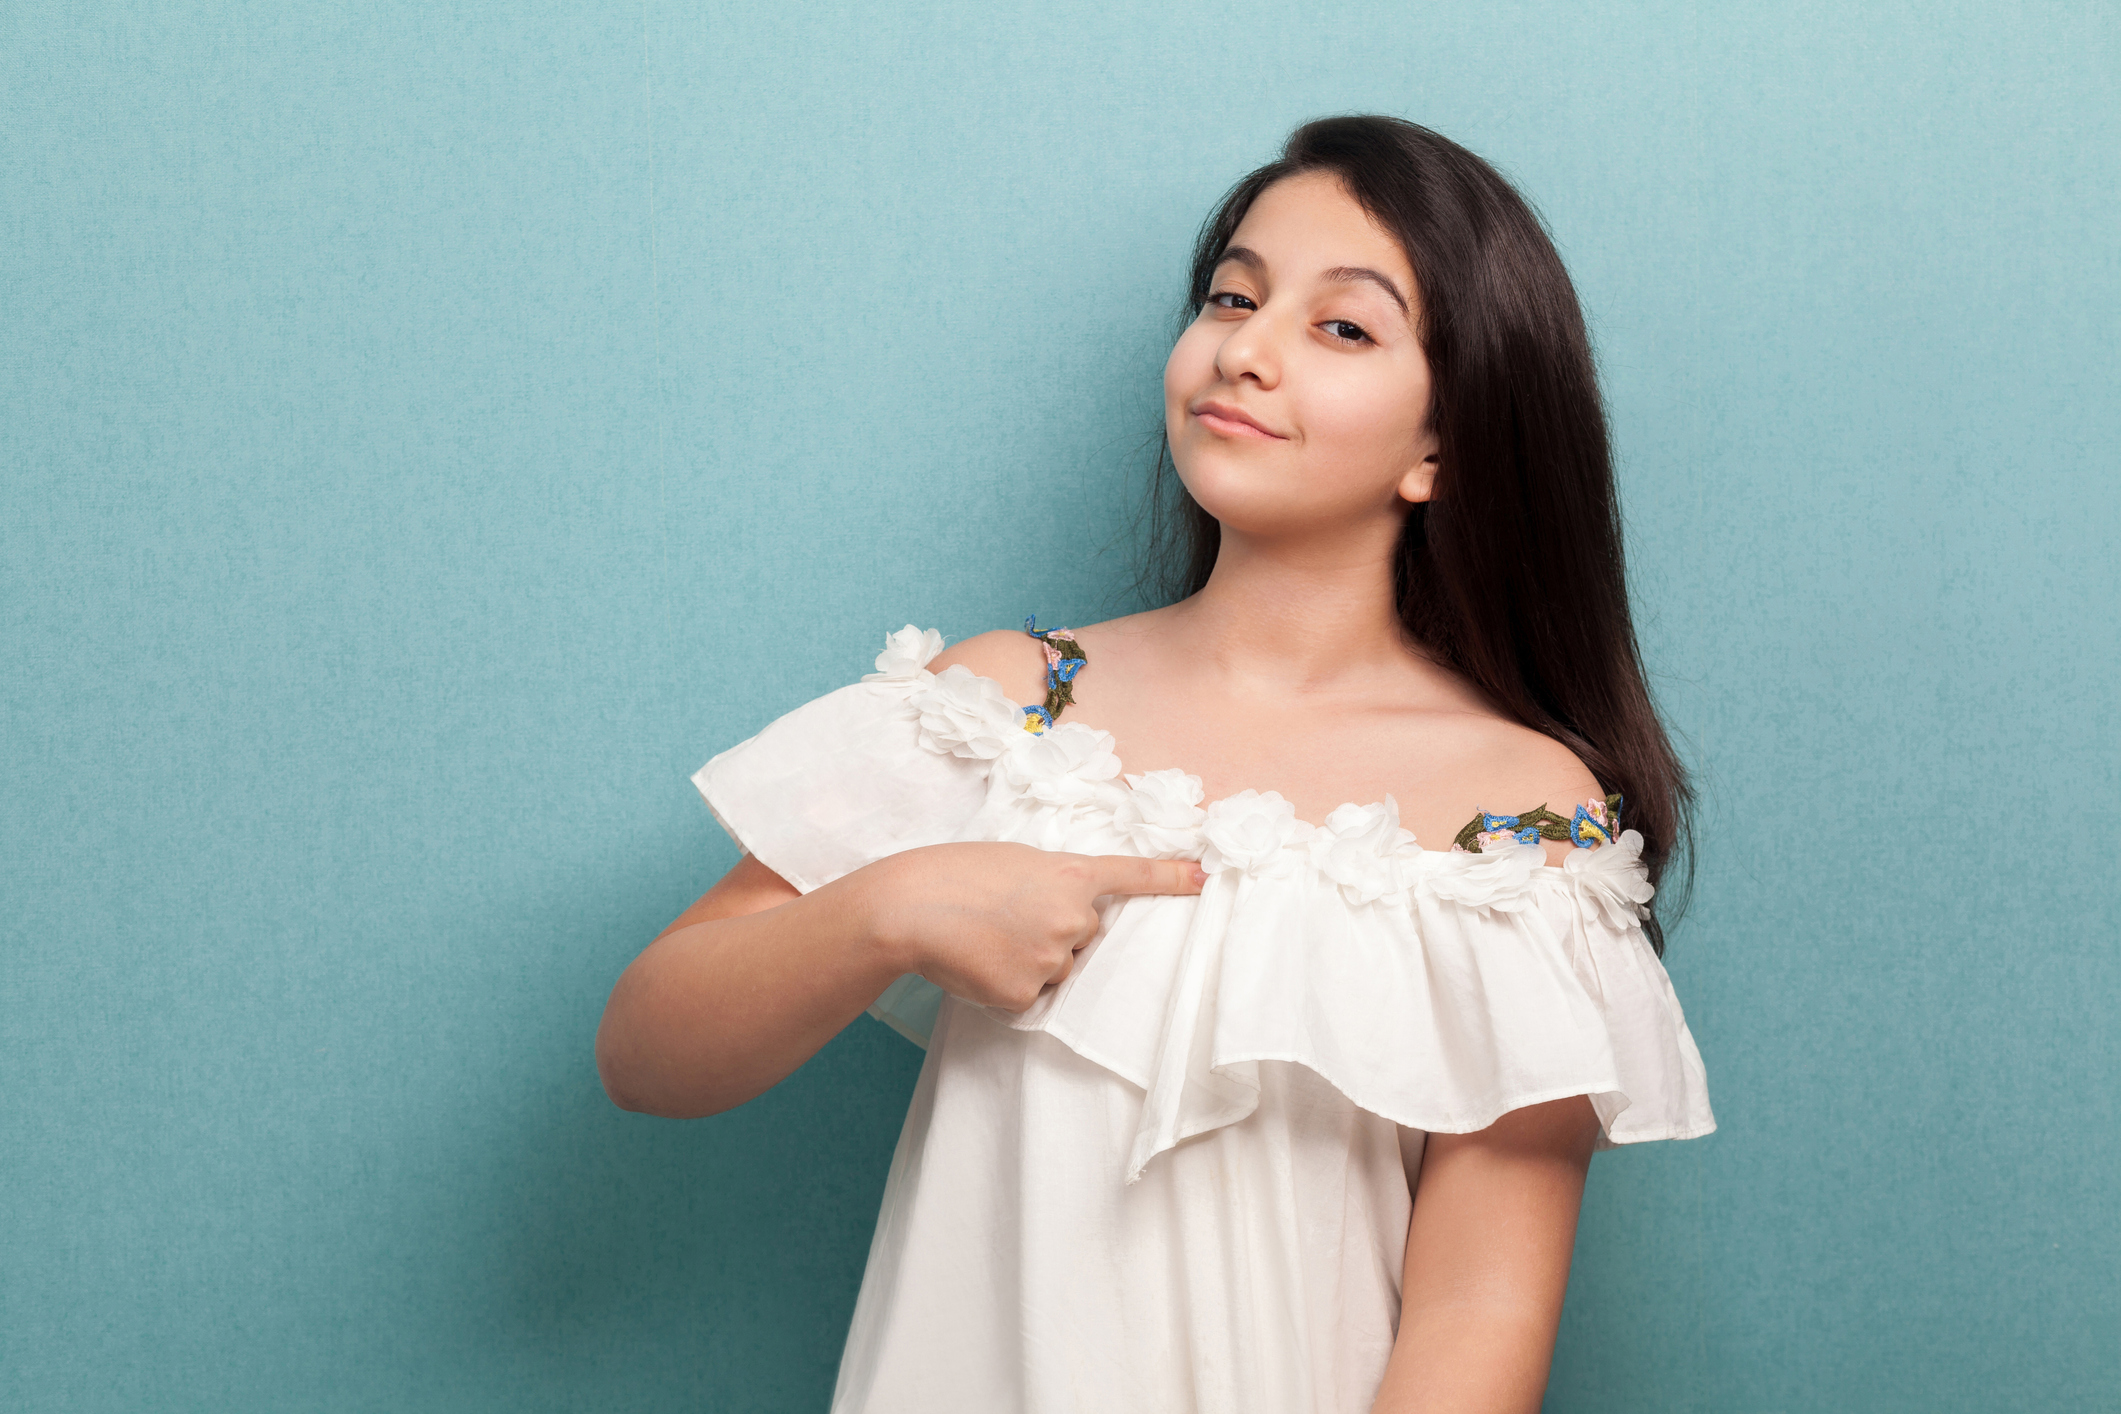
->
[1369, 1299, 1561, 1413]
[594, 867, 907, 1118]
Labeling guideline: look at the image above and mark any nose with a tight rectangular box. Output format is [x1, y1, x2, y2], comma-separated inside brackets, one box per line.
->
[1213, 304, 1283, 390]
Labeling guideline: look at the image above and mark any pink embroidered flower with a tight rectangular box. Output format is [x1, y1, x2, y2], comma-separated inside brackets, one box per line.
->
[1568, 796, 1618, 848]
[1309, 797, 1419, 904]
[913, 665, 1023, 760]
[1111, 769, 1207, 859]
[1475, 828, 1526, 852]
[1199, 790, 1312, 875]
[863, 624, 945, 682]
[991, 722, 1122, 806]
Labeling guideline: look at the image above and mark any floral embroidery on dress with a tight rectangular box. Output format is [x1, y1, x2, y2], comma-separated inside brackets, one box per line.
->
[1569, 796, 1619, 848]
[1453, 794, 1625, 852]
[1021, 616, 1088, 734]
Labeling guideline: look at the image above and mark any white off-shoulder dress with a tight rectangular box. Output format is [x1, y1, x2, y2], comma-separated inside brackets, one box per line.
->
[693, 626, 1715, 1414]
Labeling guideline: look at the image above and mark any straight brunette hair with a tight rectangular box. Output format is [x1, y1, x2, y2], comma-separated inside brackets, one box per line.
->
[1147, 115, 1694, 950]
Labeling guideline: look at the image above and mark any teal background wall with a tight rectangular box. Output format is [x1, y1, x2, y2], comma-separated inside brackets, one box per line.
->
[5, 2, 2114, 1409]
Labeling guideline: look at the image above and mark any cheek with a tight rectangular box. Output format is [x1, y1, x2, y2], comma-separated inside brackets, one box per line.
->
[1164, 321, 1217, 414]
[1301, 361, 1428, 468]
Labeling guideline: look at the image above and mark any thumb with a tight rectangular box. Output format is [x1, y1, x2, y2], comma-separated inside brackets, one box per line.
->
[1085, 854, 1208, 897]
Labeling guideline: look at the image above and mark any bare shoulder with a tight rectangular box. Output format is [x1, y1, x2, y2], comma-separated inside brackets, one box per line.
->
[1456, 716, 1604, 812]
[929, 628, 1048, 705]
[929, 612, 1149, 706]
[1405, 711, 1605, 865]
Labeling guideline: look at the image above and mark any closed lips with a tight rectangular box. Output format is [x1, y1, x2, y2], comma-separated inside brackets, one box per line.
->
[1187, 398, 1281, 436]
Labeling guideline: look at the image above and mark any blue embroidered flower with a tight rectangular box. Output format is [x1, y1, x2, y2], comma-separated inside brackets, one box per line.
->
[1459, 794, 1622, 854]
[1569, 801, 1614, 848]
[1025, 615, 1077, 642]
[1021, 704, 1054, 734]
[1023, 615, 1088, 727]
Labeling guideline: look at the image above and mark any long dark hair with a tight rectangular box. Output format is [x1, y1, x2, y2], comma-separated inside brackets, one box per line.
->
[1145, 115, 1694, 950]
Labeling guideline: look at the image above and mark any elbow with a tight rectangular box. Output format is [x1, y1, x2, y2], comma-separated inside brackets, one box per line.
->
[599, 1072, 653, 1116]
[594, 1022, 737, 1120]
[595, 1006, 678, 1117]
[594, 940, 773, 1120]
[595, 1052, 717, 1119]
[594, 1030, 652, 1114]
[595, 962, 688, 1117]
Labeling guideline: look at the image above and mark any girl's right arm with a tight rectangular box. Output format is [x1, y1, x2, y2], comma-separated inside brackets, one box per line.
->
[594, 842, 1204, 1119]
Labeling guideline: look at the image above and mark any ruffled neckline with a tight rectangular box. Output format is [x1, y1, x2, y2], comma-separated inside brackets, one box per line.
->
[865, 627, 1651, 911]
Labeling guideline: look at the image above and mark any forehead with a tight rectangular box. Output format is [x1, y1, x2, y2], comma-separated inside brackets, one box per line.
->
[1222, 170, 1414, 288]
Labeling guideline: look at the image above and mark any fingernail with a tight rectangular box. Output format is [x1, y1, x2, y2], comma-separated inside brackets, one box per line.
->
[1190, 865, 1208, 887]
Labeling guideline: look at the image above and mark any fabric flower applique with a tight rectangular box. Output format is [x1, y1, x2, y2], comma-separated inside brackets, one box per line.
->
[863, 624, 946, 682]
[913, 665, 1025, 761]
[1561, 827, 1655, 929]
[1308, 797, 1421, 905]
[1423, 833, 1542, 913]
[1199, 789, 1313, 876]
[991, 722, 1123, 807]
[1111, 768, 1208, 859]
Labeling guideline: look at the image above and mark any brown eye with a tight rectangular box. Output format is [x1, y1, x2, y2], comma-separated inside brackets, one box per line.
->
[1324, 319, 1371, 343]
[1208, 292, 1257, 311]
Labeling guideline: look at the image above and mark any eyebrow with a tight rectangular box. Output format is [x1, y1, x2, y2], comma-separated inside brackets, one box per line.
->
[1214, 246, 1410, 315]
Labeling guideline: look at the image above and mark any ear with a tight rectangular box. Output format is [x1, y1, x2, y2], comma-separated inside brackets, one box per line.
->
[1397, 451, 1441, 505]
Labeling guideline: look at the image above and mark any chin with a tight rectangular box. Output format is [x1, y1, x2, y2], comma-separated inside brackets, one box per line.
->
[1176, 467, 1315, 537]
[1178, 456, 1397, 543]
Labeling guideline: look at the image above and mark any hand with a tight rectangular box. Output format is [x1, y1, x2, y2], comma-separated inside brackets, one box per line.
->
[863, 842, 1206, 1011]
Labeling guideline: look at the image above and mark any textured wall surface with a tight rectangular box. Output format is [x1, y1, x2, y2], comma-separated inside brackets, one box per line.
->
[4, 2, 2115, 1410]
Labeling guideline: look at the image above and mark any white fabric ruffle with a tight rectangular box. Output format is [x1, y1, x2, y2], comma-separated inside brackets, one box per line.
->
[693, 626, 1715, 1180]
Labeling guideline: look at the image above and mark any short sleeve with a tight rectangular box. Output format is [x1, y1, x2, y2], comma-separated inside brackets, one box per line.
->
[692, 678, 992, 895]
[691, 627, 1019, 1052]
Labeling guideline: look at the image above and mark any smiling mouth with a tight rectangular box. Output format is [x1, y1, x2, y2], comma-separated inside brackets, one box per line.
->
[1191, 403, 1286, 440]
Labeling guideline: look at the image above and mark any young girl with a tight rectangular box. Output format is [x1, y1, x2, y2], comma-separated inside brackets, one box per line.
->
[597, 116, 1715, 1413]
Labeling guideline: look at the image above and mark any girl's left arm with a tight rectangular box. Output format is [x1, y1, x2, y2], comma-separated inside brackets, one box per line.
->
[1369, 1095, 1601, 1414]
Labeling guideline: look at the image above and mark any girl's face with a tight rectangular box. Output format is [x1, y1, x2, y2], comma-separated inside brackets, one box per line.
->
[1163, 170, 1438, 542]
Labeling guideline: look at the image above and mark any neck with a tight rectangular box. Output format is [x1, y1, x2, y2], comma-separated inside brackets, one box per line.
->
[1171, 517, 1413, 689]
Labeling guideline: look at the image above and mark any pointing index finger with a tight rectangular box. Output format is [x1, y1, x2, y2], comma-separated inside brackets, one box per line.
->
[1086, 854, 1208, 897]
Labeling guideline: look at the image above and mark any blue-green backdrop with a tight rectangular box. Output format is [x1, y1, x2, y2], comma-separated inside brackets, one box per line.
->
[5, 2, 2115, 1410]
